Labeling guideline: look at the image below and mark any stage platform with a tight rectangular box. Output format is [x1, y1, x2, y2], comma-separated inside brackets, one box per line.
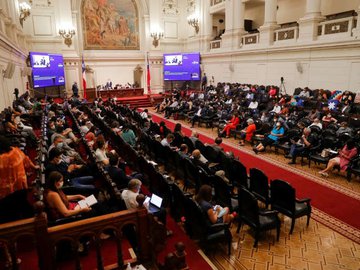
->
[115, 94, 163, 108]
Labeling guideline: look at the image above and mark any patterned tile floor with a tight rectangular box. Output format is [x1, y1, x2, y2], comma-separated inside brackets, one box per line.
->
[149, 109, 360, 270]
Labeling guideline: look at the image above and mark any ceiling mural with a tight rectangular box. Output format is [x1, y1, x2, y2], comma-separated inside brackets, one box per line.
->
[82, 0, 139, 50]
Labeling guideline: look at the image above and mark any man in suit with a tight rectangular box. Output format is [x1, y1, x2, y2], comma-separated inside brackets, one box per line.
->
[201, 73, 207, 91]
[190, 104, 206, 128]
[108, 152, 142, 189]
[105, 79, 113, 90]
[72, 82, 79, 97]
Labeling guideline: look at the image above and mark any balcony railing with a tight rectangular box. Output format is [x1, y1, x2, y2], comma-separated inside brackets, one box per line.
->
[274, 26, 299, 42]
[210, 0, 225, 6]
[318, 16, 357, 39]
[210, 39, 222, 50]
[241, 33, 260, 45]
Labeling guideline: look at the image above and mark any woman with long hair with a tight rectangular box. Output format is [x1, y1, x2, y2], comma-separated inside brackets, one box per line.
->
[319, 140, 358, 178]
[195, 185, 233, 224]
[44, 171, 91, 221]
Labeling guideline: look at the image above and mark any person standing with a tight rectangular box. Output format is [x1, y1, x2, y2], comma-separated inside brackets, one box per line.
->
[201, 73, 207, 91]
[72, 82, 79, 97]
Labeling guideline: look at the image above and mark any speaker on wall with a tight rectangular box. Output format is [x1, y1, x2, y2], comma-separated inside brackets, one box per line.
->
[3, 62, 15, 79]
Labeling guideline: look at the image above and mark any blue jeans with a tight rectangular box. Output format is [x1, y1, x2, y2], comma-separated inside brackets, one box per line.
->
[70, 176, 95, 191]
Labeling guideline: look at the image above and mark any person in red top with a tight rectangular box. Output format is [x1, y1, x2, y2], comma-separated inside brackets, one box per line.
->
[318, 140, 358, 178]
[239, 118, 256, 146]
[221, 112, 240, 138]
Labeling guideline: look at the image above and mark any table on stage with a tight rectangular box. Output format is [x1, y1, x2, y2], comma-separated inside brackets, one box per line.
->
[96, 88, 144, 99]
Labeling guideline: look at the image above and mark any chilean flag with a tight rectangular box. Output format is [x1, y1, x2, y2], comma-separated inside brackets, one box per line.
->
[146, 52, 151, 95]
[82, 55, 87, 99]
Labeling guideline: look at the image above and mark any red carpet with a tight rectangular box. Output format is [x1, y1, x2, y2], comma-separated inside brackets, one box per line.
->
[148, 112, 360, 244]
[157, 217, 213, 270]
[116, 94, 163, 101]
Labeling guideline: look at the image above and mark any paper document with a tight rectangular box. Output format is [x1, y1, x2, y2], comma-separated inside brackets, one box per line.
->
[78, 194, 98, 209]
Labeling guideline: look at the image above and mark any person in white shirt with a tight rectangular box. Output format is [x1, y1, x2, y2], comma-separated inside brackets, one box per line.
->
[121, 179, 142, 210]
[122, 179, 172, 236]
[95, 140, 109, 166]
[140, 109, 148, 119]
[161, 134, 176, 149]
[271, 103, 282, 114]
[309, 118, 323, 129]
[248, 99, 258, 110]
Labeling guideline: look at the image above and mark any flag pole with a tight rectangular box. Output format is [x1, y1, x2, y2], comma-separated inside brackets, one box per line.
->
[146, 52, 151, 95]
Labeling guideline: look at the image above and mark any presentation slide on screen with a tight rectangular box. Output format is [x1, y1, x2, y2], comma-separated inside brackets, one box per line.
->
[163, 52, 200, 81]
[30, 52, 65, 88]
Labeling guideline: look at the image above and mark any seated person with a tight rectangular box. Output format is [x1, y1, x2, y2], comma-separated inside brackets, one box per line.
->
[271, 103, 282, 114]
[51, 117, 78, 145]
[210, 137, 224, 152]
[239, 118, 256, 146]
[46, 148, 96, 193]
[322, 113, 337, 129]
[120, 124, 137, 147]
[172, 123, 184, 148]
[94, 139, 110, 166]
[48, 135, 85, 164]
[0, 136, 39, 199]
[318, 140, 358, 177]
[192, 150, 229, 183]
[4, 113, 37, 145]
[161, 133, 176, 149]
[248, 99, 259, 114]
[221, 113, 240, 138]
[140, 109, 148, 119]
[286, 128, 317, 165]
[121, 179, 172, 235]
[178, 144, 190, 159]
[253, 121, 285, 154]
[44, 171, 91, 221]
[108, 152, 142, 189]
[336, 122, 353, 136]
[309, 118, 323, 129]
[195, 185, 234, 224]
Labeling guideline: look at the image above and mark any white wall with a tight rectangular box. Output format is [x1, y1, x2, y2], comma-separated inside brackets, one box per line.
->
[203, 45, 360, 93]
[277, 0, 306, 24]
[321, 0, 359, 16]
[244, 3, 265, 30]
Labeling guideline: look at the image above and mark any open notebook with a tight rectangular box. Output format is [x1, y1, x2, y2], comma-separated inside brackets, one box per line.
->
[78, 194, 97, 209]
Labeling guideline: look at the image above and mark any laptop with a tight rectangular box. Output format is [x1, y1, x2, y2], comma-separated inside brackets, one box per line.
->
[144, 194, 163, 213]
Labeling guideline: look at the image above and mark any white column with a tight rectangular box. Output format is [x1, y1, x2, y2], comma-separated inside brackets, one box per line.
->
[263, 0, 278, 25]
[222, 0, 246, 50]
[352, 3, 360, 38]
[298, 0, 324, 42]
[259, 0, 279, 45]
[220, 0, 234, 49]
[200, 0, 212, 52]
[233, 0, 246, 47]
[225, 0, 233, 32]
[303, 0, 322, 19]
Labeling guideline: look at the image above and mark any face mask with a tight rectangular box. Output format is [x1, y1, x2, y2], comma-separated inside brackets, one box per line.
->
[56, 142, 63, 149]
[57, 181, 64, 189]
[276, 122, 281, 127]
